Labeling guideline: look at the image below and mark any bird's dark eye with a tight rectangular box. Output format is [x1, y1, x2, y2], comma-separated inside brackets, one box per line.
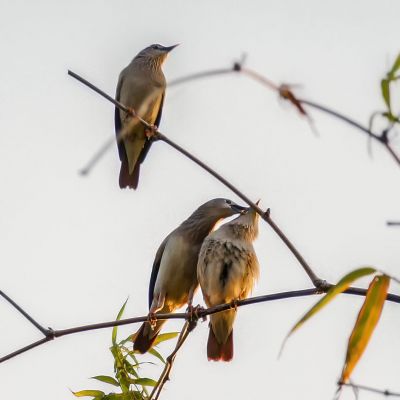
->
[226, 200, 232, 205]
[152, 44, 161, 50]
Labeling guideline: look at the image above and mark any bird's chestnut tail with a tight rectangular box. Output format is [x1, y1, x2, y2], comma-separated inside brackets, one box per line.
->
[207, 328, 233, 362]
[119, 159, 140, 189]
[133, 322, 159, 354]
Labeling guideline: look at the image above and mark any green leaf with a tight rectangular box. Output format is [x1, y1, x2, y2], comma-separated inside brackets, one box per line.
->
[123, 359, 139, 378]
[112, 298, 129, 346]
[381, 79, 391, 111]
[148, 348, 166, 364]
[280, 267, 376, 354]
[72, 390, 105, 398]
[389, 53, 400, 77]
[133, 378, 157, 387]
[340, 274, 390, 382]
[104, 393, 142, 400]
[152, 332, 179, 346]
[91, 376, 119, 387]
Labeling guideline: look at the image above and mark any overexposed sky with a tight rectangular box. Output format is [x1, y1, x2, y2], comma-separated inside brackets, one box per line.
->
[1, 1, 399, 399]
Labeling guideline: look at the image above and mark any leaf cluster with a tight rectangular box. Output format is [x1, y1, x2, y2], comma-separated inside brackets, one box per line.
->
[72, 300, 178, 400]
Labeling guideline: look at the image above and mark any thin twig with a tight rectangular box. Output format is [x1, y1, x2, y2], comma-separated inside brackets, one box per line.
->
[340, 382, 400, 397]
[0, 290, 49, 335]
[169, 67, 236, 86]
[387, 221, 400, 226]
[170, 64, 400, 167]
[1, 286, 399, 364]
[149, 321, 191, 400]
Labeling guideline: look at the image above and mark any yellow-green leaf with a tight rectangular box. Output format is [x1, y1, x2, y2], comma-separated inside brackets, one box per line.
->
[72, 390, 105, 398]
[280, 267, 376, 354]
[152, 332, 179, 346]
[148, 348, 166, 364]
[112, 299, 128, 346]
[389, 53, 400, 77]
[381, 79, 391, 110]
[340, 274, 390, 382]
[91, 375, 119, 387]
[133, 378, 157, 387]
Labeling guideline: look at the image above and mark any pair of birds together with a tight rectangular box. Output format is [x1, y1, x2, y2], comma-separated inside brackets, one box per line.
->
[115, 44, 260, 361]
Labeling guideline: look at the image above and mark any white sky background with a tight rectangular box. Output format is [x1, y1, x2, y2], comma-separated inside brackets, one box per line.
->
[1, 0, 399, 399]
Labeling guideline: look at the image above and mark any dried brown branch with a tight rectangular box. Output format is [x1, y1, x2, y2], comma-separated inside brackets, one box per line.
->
[2, 286, 399, 364]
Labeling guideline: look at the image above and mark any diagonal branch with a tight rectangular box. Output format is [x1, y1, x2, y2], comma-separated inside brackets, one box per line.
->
[0, 290, 49, 335]
[149, 321, 191, 400]
[68, 70, 324, 288]
[169, 63, 400, 168]
[158, 133, 323, 287]
[1, 286, 399, 364]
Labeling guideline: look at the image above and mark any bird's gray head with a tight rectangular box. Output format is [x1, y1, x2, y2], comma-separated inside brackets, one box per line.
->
[134, 43, 178, 68]
[194, 198, 247, 220]
[180, 198, 247, 242]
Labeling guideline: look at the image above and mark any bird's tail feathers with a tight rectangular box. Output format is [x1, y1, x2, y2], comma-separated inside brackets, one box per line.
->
[119, 159, 140, 189]
[133, 319, 166, 354]
[207, 327, 233, 362]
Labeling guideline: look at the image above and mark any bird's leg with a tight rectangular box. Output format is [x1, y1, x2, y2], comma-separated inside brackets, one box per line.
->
[147, 312, 157, 329]
[186, 287, 205, 331]
[148, 292, 165, 329]
[229, 299, 239, 311]
[126, 107, 137, 118]
[144, 124, 158, 139]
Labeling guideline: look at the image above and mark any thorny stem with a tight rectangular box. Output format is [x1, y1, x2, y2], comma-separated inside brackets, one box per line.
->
[1, 287, 399, 363]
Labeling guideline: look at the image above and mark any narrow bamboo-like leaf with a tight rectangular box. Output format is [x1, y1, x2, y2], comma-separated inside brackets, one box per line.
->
[280, 267, 376, 354]
[119, 335, 134, 346]
[389, 53, 400, 77]
[123, 359, 139, 378]
[91, 375, 119, 387]
[340, 274, 390, 382]
[112, 298, 129, 346]
[148, 348, 166, 364]
[152, 332, 179, 346]
[104, 393, 142, 400]
[133, 378, 157, 387]
[381, 79, 391, 110]
[72, 390, 105, 398]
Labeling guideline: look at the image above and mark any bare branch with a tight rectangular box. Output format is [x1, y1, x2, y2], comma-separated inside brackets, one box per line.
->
[156, 133, 324, 288]
[68, 70, 324, 288]
[149, 321, 191, 400]
[0, 290, 48, 335]
[1, 286, 399, 364]
[340, 382, 400, 397]
[387, 221, 400, 226]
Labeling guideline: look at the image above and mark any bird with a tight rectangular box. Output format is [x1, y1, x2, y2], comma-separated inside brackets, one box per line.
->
[197, 205, 260, 361]
[115, 43, 178, 189]
[133, 198, 247, 354]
